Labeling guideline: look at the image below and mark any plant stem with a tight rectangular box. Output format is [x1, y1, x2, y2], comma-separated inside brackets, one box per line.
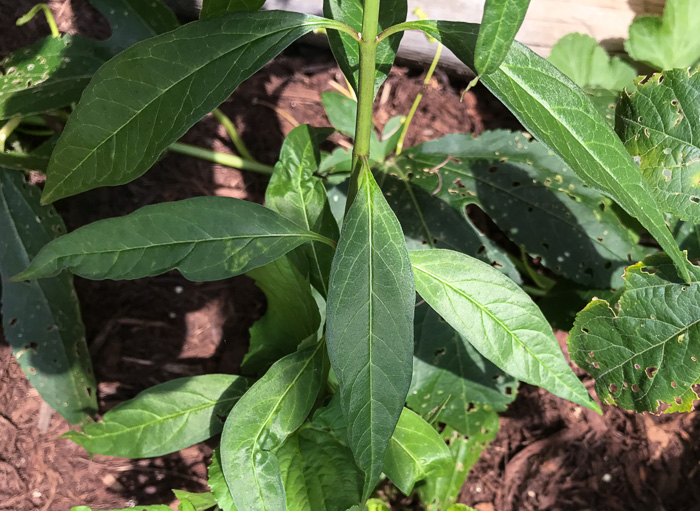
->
[169, 142, 274, 175]
[211, 108, 256, 162]
[0, 116, 22, 152]
[16, 3, 60, 38]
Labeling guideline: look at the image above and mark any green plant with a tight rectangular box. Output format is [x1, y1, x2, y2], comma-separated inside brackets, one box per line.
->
[2, 0, 699, 510]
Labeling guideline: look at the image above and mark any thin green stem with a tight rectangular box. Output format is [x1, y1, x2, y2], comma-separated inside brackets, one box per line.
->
[169, 141, 274, 175]
[211, 108, 256, 162]
[17, 3, 60, 38]
[321, 20, 362, 43]
[376, 20, 423, 43]
[0, 116, 22, 152]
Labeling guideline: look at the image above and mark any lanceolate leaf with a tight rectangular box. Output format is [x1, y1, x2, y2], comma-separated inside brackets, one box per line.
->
[411, 20, 691, 283]
[220, 343, 326, 510]
[616, 69, 700, 223]
[208, 449, 237, 511]
[570, 254, 700, 413]
[326, 166, 415, 496]
[0, 170, 96, 424]
[42, 12, 334, 203]
[15, 197, 333, 282]
[410, 249, 600, 412]
[474, 0, 531, 75]
[201, 0, 265, 18]
[323, 0, 407, 96]
[64, 374, 247, 457]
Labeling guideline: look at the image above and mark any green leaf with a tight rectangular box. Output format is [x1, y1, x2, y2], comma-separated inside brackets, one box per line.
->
[0, 151, 50, 172]
[616, 68, 700, 223]
[383, 408, 453, 495]
[64, 374, 247, 457]
[220, 343, 326, 510]
[570, 253, 700, 413]
[0, 170, 96, 424]
[201, 0, 265, 18]
[475, 0, 531, 75]
[625, 0, 700, 71]
[15, 196, 332, 282]
[408, 302, 517, 433]
[179, 501, 196, 511]
[673, 219, 700, 260]
[208, 448, 238, 511]
[323, 0, 406, 96]
[326, 166, 415, 496]
[266, 125, 339, 297]
[242, 256, 321, 373]
[548, 33, 636, 92]
[411, 20, 691, 283]
[410, 249, 600, 412]
[538, 280, 622, 331]
[172, 490, 218, 511]
[42, 12, 332, 203]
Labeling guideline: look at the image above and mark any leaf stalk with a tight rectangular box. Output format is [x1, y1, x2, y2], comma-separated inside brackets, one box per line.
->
[169, 142, 274, 175]
[16, 3, 60, 38]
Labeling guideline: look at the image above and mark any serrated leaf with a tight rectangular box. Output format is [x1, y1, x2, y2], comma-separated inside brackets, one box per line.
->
[570, 253, 700, 413]
[208, 448, 237, 511]
[266, 125, 339, 297]
[172, 490, 218, 511]
[0, 170, 96, 424]
[201, 0, 265, 19]
[616, 68, 700, 223]
[475, 0, 531, 75]
[326, 165, 415, 497]
[323, 0, 406, 96]
[15, 196, 332, 282]
[410, 249, 599, 412]
[625, 0, 700, 71]
[408, 302, 517, 433]
[220, 343, 326, 510]
[42, 12, 333, 203]
[64, 374, 247, 457]
[411, 20, 691, 283]
[242, 256, 321, 373]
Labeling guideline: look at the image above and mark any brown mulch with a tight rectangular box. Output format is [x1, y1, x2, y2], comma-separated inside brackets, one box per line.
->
[2, 1, 700, 510]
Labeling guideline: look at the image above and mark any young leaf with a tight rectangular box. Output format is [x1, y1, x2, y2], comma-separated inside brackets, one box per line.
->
[242, 256, 321, 373]
[474, 0, 531, 76]
[411, 20, 691, 283]
[64, 374, 247, 457]
[383, 408, 453, 495]
[410, 249, 600, 413]
[266, 125, 339, 297]
[326, 165, 415, 496]
[208, 448, 237, 511]
[15, 197, 333, 282]
[172, 490, 218, 511]
[201, 0, 265, 19]
[323, 0, 407, 96]
[570, 253, 700, 414]
[625, 0, 700, 71]
[220, 343, 326, 510]
[0, 170, 96, 425]
[42, 11, 333, 203]
[616, 69, 700, 223]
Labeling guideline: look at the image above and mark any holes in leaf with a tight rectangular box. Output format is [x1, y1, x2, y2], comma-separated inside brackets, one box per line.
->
[477, 245, 486, 255]
[512, 181, 521, 187]
[609, 383, 619, 393]
[434, 347, 446, 357]
[466, 402, 476, 412]
[505, 387, 513, 396]
[454, 178, 465, 188]
[641, 266, 657, 275]
[604, 261, 612, 269]
[671, 98, 679, 106]
[646, 366, 658, 378]
[581, 328, 590, 334]
[542, 243, 550, 250]
[690, 196, 700, 204]
[26, 80, 32, 88]
[86, 387, 92, 397]
[527, 207, 534, 213]
[8, 318, 18, 327]
[491, 261, 503, 269]
[489, 165, 498, 173]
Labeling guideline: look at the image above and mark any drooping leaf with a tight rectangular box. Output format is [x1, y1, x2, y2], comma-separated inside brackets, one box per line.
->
[625, 0, 700, 71]
[63, 374, 247, 457]
[410, 20, 690, 283]
[42, 12, 335, 203]
[616, 68, 700, 223]
[538, 280, 622, 331]
[242, 256, 321, 373]
[220, 343, 326, 510]
[383, 408, 453, 495]
[172, 490, 218, 511]
[200, 0, 265, 19]
[15, 196, 333, 282]
[208, 448, 237, 511]
[326, 165, 415, 496]
[0, 170, 96, 424]
[323, 0, 407, 96]
[474, 0, 531, 75]
[410, 249, 600, 412]
[266, 125, 339, 297]
[570, 253, 700, 413]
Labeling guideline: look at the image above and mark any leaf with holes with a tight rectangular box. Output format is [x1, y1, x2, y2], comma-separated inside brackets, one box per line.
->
[200, 0, 265, 19]
[570, 253, 700, 413]
[475, 0, 531, 75]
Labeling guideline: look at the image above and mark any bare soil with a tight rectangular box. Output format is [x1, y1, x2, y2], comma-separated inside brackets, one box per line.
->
[2, 2, 700, 510]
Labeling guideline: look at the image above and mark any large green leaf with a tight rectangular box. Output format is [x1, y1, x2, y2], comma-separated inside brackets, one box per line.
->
[474, 0, 531, 75]
[200, 0, 265, 19]
[208, 448, 238, 511]
[326, 166, 415, 496]
[0, 170, 96, 424]
[15, 197, 333, 282]
[616, 69, 700, 223]
[266, 125, 339, 297]
[409, 20, 691, 283]
[323, 0, 406, 96]
[410, 249, 599, 412]
[570, 253, 700, 413]
[64, 374, 247, 457]
[220, 343, 326, 510]
[41, 11, 334, 203]
[625, 0, 700, 71]
[242, 256, 321, 373]
[383, 408, 452, 495]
